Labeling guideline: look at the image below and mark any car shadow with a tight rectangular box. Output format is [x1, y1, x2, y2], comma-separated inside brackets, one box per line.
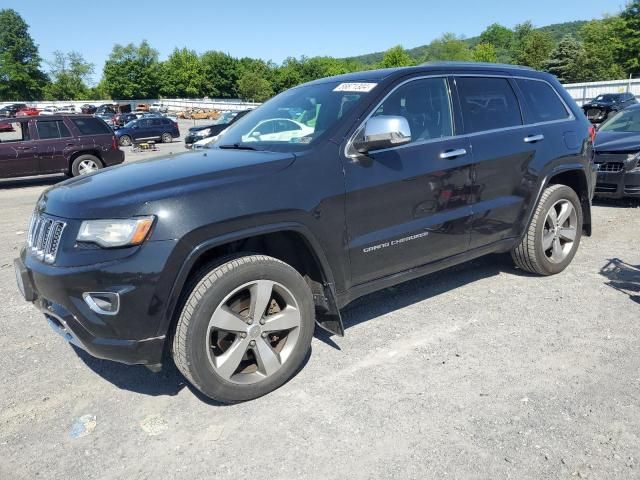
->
[593, 197, 640, 209]
[599, 258, 640, 305]
[73, 339, 313, 406]
[0, 174, 67, 189]
[337, 253, 523, 333]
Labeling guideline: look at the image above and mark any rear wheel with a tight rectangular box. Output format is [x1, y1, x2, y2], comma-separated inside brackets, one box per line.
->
[71, 154, 103, 176]
[511, 184, 583, 275]
[161, 132, 173, 143]
[172, 255, 315, 403]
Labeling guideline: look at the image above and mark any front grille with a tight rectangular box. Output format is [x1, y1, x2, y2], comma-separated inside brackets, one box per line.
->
[595, 183, 618, 193]
[596, 162, 624, 173]
[27, 214, 66, 264]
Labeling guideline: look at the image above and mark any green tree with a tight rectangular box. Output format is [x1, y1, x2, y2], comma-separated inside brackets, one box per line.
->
[43, 51, 94, 100]
[472, 43, 498, 63]
[516, 29, 554, 70]
[544, 34, 584, 83]
[102, 40, 161, 99]
[426, 33, 473, 61]
[579, 17, 626, 81]
[479, 23, 514, 50]
[617, 0, 640, 74]
[237, 71, 273, 102]
[0, 9, 48, 100]
[478, 23, 515, 63]
[379, 45, 414, 68]
[201, 51, 241, 98]
[160, 48, 203, 98]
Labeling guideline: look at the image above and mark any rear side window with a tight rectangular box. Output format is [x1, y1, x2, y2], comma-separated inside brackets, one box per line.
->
[456, 77, 522, 134]
[516, 79, 570, 124]
[36, 120, 72, 139]
[71, 117, 111, 135]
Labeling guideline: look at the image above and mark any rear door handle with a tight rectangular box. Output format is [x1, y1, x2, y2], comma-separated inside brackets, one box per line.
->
[524, 134, 545, 143]
[440, 148, 467, 159]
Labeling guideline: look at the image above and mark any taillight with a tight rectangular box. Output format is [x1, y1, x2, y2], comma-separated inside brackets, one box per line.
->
[589, 125, 596, 144]
[112, 135, 118, 150]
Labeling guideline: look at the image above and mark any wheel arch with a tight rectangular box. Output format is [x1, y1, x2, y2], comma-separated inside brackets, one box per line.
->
[159, 223, 344, 343]
[546, 167, 592, 236]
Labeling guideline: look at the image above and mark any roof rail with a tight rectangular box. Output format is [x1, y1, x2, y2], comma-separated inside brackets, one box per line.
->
[421, 61, 536, 71]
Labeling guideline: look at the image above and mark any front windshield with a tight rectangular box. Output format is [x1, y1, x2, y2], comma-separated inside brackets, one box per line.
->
[599, 108, 640, 133]
[217, 81, 376, 151]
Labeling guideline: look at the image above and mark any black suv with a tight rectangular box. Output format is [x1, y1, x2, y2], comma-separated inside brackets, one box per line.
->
[582, 93, 638, 124]
[15, 63, 595, 403]
[0, 103, 28, 118]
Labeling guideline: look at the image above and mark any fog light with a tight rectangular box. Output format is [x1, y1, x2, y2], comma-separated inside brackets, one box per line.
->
[83, 292, 120, 315]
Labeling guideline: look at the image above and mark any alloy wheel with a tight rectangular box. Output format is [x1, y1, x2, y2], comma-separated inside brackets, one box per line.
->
[206, 280, 301, 385]
[542, 199, 578, 264]
[77, 159, 99, 175]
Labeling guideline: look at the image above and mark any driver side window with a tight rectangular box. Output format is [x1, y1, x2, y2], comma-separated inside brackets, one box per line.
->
[373, 77, 454, 143]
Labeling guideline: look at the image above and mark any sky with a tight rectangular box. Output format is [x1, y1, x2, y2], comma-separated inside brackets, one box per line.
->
[2, 0, 626, 83]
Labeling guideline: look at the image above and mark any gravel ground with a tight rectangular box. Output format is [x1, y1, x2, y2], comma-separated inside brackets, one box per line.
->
[0, 143, 638, 479]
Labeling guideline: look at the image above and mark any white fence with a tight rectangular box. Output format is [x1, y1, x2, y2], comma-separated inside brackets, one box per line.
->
[558, 78, 639, 105]
[2, 77, 640, 110]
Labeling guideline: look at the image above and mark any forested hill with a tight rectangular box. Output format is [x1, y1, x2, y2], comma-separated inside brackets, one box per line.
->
[344, 20, 588, 65]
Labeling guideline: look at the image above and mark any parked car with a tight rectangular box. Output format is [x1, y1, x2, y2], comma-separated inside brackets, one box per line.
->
[94, 112, 117, 128]
[592, 104, 640, 198]
[0, 103, 27, 118]
[95, 104, 117, 115]
[115, 116, 180, 145]
[14, 63, 595, 403]
[184, 110, 251, 148]
[582, 93, 637, 124]
[40, 106, 60, 116]
[0, 114, 124, 179]
[58, 105, 80, 114]
[16, 106, 40, 117]
[81, 104, 97, 114]
[150, 102, 168, 113]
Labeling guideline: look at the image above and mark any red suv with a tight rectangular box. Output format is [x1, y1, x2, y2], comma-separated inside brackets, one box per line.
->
[0, 115, 125, 179]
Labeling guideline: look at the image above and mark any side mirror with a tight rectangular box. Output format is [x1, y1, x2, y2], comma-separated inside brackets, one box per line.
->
[353, 116, 411, 153]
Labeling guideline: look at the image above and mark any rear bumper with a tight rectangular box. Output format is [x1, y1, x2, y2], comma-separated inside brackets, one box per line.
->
[595, 169, 640, 198]
[102, 149, 125, 167]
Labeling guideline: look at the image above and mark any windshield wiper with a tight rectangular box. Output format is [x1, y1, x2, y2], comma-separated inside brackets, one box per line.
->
[218, 143, 257, 151]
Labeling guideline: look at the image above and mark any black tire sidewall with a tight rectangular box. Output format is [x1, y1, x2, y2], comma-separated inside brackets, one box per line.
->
[533, 186, 583, 275]
[181, 258, 315, 402]
[71, 154, 102, 176]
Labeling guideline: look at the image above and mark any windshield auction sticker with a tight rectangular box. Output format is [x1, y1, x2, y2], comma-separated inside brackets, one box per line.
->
[333, 82, 378, 93]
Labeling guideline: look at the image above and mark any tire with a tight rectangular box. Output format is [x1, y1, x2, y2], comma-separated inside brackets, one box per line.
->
[172, 255, 315, 403]
[511, 184, 583, 275]
[119, 135, 132, 146]
[71, 154, 103, 176]
[161, 132, 172, 143]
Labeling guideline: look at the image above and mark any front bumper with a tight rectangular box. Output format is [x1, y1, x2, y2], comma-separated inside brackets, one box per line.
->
[184, 133, 205, 147]
[595, 169, 640, 198]
[14, 239, 179, 366]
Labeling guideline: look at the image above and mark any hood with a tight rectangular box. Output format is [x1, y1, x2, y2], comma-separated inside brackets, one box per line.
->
[188, 122, 221, 133]
[39, 149, 296, 219]
[594, 130, 640, 153]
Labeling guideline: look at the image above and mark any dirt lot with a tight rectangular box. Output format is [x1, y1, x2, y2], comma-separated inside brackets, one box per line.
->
[0, 139, 638, 479]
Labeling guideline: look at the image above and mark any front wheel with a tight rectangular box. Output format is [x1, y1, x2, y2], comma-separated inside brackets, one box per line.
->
[119, 135, 132, 147]
[172, 255, 315, 403]
[161, 133, 173, 143]
[511, 184, 583, 275]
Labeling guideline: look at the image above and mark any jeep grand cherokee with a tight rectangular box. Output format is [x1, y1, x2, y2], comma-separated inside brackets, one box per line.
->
[15, 63, 596, 403]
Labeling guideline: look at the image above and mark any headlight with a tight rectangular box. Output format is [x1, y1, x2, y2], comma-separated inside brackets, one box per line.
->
[626, 152, 640, 162]
[196, 128, 211, 137]
[77, 216, 154, 248]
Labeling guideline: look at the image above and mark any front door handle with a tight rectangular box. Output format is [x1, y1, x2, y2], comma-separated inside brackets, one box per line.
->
[440, 148, 467, 159]
[524, 134, 545, 143]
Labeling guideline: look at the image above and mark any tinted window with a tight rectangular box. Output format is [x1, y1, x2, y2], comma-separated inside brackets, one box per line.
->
[36, 121, 60, 139]
[138, 119, 151, 128]
[373, 77, 453, 142]
[57, 120, 71, 137]
[151, 119, 162, 127]
[71, 117, 111, 135]
[516, 79, 570, 124]
[457, 77, 522, 134]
